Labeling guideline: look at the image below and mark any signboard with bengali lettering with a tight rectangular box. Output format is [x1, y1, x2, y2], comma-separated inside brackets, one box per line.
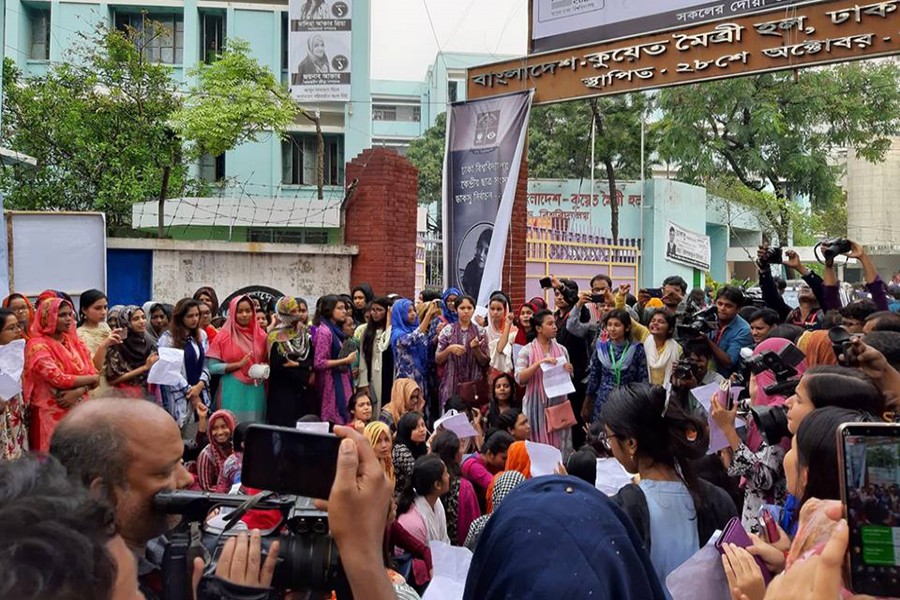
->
[469, 0, 900, 104]
[289, 0, 352, 102]
[532, 0, 826, 53]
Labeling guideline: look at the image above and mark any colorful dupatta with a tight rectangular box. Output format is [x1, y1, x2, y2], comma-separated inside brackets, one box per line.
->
[207, 296, 268, 385]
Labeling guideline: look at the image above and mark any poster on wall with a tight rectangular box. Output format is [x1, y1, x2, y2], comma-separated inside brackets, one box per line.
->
[665, 221, 710, 270]
[443, 91, 534, 306]
[289, 0, 352, 102]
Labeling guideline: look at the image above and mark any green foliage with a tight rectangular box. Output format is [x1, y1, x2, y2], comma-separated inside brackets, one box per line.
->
[406, 112, 446, 205]
[170, 38, 298, 159]
[528, 94, 655, 180]
[1, 28, 184, 230]
[1, 25, 297, 233]
[658, 61, 900, 243]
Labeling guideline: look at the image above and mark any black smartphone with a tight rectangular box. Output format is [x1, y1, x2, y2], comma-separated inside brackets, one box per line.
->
[646, 288, 663, 298]
[590, 294, 605, 303]
[242, 424, 340, 499]
[838, 422, 900, 597]
[539, 277, 553, 289]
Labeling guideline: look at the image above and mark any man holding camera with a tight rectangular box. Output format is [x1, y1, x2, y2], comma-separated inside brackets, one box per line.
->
[756, 246, 826, 329]
[699, 286, 754, 378]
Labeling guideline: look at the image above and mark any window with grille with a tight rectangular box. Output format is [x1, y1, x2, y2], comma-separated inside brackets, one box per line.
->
[115, 13, 184, 65]
[282, 133, 344, 186]
[29, 9, 50, 60]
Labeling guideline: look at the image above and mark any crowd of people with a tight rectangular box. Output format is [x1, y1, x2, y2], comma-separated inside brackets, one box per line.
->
[1, 237, 900, 599]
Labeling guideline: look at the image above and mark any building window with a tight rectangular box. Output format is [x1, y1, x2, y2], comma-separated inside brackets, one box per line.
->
[199, 153, 226, 183]
[281, 133, 344, 186]
[115, 12, 184, 65]
[29, 9, 51, 60]
[281, 12, 288, 71]
[373, 105, 397, 121]
[448, 80, 459, 103]
[373, 104, 421, 122]
[201, 13, 225, 64]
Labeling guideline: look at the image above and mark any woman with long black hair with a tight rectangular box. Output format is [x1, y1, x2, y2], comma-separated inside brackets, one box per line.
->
[313, 295, 356, 425]
[602, 383, 736, 585]
[357, 297, 394, 415]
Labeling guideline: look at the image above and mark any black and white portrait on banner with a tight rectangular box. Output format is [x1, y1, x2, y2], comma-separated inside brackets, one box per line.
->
[443, 91, 533, 305]
[289, 0, 352, 102]
[664, 221, 711, 271]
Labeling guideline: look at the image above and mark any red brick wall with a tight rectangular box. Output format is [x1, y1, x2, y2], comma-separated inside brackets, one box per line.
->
[345, 148, 418, 297]
[503, 155, 528, 307]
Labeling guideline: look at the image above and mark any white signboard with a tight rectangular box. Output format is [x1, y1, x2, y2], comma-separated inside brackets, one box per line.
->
[289, 0, 352, 102]
[530, 0, 820, 52]
[665, 220, 710, 270]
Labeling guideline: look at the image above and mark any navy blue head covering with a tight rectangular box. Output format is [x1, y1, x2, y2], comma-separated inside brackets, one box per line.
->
[463, 476, 666, 600]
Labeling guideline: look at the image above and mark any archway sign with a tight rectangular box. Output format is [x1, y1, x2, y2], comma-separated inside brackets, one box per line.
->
[467, 0, 900, 104]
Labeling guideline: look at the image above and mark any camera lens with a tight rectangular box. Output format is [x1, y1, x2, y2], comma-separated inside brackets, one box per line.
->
[272, 531, 348, 595]
[750, 405, 791, 445]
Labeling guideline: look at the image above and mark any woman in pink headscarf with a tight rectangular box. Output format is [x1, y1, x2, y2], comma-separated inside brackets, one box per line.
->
[24, 296, 99, 451]
[710, 337, 808, 534]
[207, 295, 268, 423]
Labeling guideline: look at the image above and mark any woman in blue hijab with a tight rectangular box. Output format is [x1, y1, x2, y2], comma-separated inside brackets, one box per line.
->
[464, 476, 667, 599]
[441, 287, 462, 325]
[391, 298, 441, 403]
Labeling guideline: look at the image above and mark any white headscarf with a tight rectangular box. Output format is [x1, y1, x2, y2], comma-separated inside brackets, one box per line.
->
[643, 336, 680, 389]
[415, 496, 450, 544]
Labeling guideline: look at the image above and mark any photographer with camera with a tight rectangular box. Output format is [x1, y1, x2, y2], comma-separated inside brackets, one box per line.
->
[696, 286, 754, 378]
[756, 246, 825, 330]
[820, 239, 890, 314]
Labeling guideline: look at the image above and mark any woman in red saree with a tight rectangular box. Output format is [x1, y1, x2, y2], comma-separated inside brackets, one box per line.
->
[24, 297, 99, 451]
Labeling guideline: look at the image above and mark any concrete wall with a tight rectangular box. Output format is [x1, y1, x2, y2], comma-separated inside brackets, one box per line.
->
[107, 238, 357, 305]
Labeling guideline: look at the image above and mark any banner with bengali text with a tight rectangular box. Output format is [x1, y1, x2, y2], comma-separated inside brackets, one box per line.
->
[442, 91, 534, 305]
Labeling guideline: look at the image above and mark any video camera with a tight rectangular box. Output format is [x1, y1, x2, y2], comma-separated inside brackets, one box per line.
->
[675, 305, 718, 342]
[154, 425, 349, 599]
[738, 342, 806, 445]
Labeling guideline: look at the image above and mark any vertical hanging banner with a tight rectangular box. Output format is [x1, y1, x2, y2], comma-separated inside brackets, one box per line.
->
[443, 91, 534, 305]
[289, 0, 352, 102]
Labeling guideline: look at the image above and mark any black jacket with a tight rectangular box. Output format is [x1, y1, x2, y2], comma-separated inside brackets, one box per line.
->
[612, 478, 738, 553]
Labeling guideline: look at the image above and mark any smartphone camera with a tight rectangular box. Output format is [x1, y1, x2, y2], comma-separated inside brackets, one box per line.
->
[539, 276, 553, 289]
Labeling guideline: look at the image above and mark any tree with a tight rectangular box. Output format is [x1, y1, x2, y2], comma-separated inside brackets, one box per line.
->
[658, 62, 900, 244]
[406, 112, 446, 206]
[1, 23, 298, 235]
[528, 95, 654, 242]
[1, 27, 183, 232]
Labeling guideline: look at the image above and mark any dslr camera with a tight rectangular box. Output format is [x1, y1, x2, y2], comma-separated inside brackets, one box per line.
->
[675, 305, 718, 341]
[757, 246, 784, 267]
[154, 427, 349, 599]
[738, 343, 806, 445]
[816, 238, 853, 263]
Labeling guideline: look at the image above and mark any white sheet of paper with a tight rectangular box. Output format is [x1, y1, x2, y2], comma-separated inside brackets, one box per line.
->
[296, 421, 330, 434]
[540, 355, 576, 397]
[474, 305, 489, 321]
[0, 339, 25, 381]
[0, 372, 21, 400]
[526, 440, 563, 477]
[595, 458, 634, 496]
[434, 410, 478, 439]
[692, 382, 746, 454]
[422, 541, 473, 600]
[512, 343, 523, 366]
[147, 347, 185, 386]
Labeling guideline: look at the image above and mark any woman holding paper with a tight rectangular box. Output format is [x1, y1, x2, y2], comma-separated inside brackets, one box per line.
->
[436, 296, 489, 407]
[24, 298, 99, 452]
[155, 298, 211, 432]
[514, 309, 574, 456]
[208, 295, 268, 423]
[0, 307, 27, 460]
[105, 306, 158, 398]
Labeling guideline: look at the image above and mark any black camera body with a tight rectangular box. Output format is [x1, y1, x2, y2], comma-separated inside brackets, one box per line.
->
[673, 358, 694, 380]
[758, 246, 784, 267]
[817, 238, 852, 263]
[675, 305, 718, 341]
[155, 491, 348, 599]
[739, 343, 805, 444]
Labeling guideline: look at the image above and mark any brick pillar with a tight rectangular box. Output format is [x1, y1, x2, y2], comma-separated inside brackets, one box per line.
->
[345, 148, 418, 297]
[502, 154, 528, 307]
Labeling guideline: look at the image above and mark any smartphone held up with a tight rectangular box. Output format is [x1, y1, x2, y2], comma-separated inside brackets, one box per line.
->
[838, 422, 900, 597]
